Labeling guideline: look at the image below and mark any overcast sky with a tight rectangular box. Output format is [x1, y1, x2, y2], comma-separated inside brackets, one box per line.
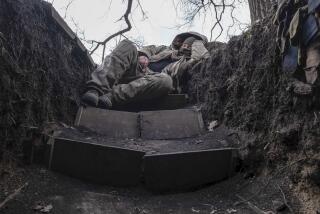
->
[50, 0, 250, 63]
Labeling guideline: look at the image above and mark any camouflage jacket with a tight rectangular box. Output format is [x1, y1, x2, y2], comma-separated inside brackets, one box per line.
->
[138, 32, 210, 93]
[138, 31, 209, 63]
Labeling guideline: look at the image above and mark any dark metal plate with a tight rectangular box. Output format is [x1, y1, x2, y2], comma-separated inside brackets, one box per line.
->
[140, 108, 204, 140]
[144, 148, 237, 192]
[75, 107, 139, 139]
[49, 137, 145, 186]
[113, 94, 188, 112]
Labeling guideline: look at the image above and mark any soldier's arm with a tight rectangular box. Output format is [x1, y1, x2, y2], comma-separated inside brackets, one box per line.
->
[190, 40, 210, 61]
[138, 45, 168, 58]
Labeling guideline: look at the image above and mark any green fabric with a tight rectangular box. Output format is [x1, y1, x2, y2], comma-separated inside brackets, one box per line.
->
[183, 37, 197, 46]
[138, 31, 208, 63]
[112, 73, 173, 105]
[161, 40, 209, 93]
[87, 40, 173, 105]
[87, 39, 141, 94]
[289, 6, 308, 45]
[288, 5, 308, 66]
[138, 45, 169, 60]
[86, 32, 210, 106]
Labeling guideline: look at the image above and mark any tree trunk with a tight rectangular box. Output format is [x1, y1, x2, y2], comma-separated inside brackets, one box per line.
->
[248, 0, 277, 23]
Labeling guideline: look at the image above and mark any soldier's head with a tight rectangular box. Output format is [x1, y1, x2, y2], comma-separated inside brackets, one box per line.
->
[172, 32, 208, 50]
[180, 37, 196, 57]
[172, 36, 184, 50]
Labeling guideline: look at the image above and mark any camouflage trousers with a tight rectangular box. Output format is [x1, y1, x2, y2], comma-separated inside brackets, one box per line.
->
[86, 40, 173, 106]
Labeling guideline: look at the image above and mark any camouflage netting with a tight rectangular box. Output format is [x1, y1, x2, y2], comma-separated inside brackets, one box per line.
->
[187, 14, 320, 211]
[0, 0, 93, 158]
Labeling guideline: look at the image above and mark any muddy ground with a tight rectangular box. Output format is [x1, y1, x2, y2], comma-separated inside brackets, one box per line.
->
[0, 0, 319, 213]
[0, 165, 300, 214]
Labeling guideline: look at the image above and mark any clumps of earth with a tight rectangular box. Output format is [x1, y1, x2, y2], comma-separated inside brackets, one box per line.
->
[0, 0, 93, 162]
[187, 13, 320, 211]
[0, 0, 319, 212]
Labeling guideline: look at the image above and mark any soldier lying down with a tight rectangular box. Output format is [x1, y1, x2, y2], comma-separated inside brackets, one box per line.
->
[81, 32, 210, 109]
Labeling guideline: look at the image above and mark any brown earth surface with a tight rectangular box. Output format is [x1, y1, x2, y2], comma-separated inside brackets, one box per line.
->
[0, 165, 300, 214]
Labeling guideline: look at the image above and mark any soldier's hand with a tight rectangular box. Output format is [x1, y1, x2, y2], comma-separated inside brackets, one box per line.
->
[191, 40, 210, 61]
[138, 56, 149, 71]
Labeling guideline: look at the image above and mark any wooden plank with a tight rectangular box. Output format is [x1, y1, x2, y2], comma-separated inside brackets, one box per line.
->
[51, 7, 76, 40]
[76, 38, 87, 52]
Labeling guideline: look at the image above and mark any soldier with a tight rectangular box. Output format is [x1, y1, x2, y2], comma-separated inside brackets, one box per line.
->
[288, 0, 320, 94]
[303, 0, 320, 89]
[81, 32, 209, 108]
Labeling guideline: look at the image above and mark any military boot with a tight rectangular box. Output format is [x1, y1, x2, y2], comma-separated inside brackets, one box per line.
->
[98, 93, 113, 109]
[81, 90, 99, 107]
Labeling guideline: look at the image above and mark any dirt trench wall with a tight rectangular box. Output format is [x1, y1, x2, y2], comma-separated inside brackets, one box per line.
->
[187, 15, 320, 211]
[0, 0, 93, 156]
[189, 19, 280, 133]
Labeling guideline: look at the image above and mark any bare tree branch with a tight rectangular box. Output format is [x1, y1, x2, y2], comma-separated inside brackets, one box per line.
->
[136, 0, 148, 20]
[226, 2, 249, 39]
[63, 0, 76, 19]
[90, 0, 134, 62]
[209, 0, 227, 40]
[174, 0, 248, 41]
